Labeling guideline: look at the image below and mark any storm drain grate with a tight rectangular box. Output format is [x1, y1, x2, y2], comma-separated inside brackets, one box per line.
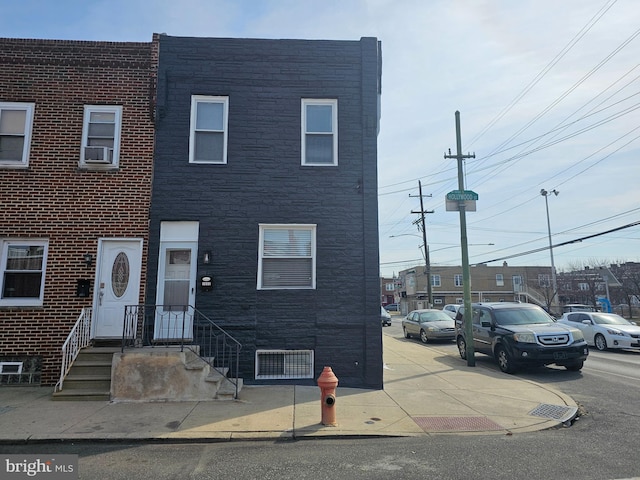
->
[413, 416, 504, 432]
[529, 404, 577, 423]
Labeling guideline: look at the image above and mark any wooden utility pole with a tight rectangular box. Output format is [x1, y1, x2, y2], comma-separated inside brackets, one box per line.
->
[410, 181, 433, 307]
[444, 111, 476, 367]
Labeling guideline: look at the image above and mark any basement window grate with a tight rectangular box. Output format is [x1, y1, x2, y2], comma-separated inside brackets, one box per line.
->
[255, 349, 314, 379]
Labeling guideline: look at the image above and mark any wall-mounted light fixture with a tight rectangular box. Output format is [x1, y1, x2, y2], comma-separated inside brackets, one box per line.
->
[83, 253, 93, 267]
[203, 251, 212, 265]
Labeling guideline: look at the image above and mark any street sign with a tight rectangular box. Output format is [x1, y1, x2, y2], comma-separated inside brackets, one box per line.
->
[446, 190, 478, 201]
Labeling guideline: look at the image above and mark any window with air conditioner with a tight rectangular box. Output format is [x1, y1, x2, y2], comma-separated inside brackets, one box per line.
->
[0, 102, 35, 168]
[257, 224, 316, 289]
[0, 239, 48, 307]
[80, 105, 122, 169]
[255, 350, 314, 379]
[301, 99, 337, 166]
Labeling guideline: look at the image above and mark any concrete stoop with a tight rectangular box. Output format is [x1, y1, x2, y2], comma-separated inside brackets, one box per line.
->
[110, 347, 243, 402]
[52, 347, 119, 401]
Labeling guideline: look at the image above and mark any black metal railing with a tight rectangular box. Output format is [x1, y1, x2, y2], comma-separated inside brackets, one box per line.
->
[122, 305, 242, 397]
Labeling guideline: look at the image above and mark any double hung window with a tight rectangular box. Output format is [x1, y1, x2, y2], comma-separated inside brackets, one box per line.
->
[80, 105, 122, 169]
[189, 95, 229, 164]
[301, 99, 337, 166]
[0, 240, 48, 306]
[0, 102, 35, 168]
[258, 224, 316, 289]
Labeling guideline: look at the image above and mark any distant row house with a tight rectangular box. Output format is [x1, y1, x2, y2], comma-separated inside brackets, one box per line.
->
[0, 34, 383, 395]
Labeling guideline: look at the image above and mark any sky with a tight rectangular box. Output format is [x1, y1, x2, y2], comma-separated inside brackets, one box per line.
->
[3, 0, 639, 278]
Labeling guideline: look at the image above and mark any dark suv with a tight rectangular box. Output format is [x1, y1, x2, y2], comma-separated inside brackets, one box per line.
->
[455, 302, 588, 373]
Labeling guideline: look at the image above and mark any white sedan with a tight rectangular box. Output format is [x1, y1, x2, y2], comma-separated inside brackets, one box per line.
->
[557, 311, 640, 351]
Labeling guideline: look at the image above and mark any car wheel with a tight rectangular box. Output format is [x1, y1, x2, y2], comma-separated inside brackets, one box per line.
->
[565, 360, 584, 371]
[495, 346, 516, 374]
[594, 333, 607, 351]
[420, 330, 429, 344]
[457, 336, 467, 360]
[403, 327, 411, 339]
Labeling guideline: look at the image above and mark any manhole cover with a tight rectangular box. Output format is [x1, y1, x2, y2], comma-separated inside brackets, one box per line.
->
[413, 416, 503, 432]
[529, 404, 577, 422]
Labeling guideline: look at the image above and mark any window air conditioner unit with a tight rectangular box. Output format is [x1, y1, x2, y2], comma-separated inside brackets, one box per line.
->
[84, 146, 114, 164]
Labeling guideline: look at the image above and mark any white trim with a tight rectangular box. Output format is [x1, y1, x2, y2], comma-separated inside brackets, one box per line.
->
[0, 238, 48, 307]
[0, 362, 23, 375]
[0, 102, 35, 168]
[159, 221, 200, 242]
[189, 95, 229, 164]
[79, 105, 122, 169]
[301, 98, 338, 166]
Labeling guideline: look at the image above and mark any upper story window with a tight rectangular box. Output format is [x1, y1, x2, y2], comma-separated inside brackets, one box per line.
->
[258, 224, 316, 290]
[432, 275, 441, 287]
[496, 274, 504, 286]
[538, 274, 550, 287]
[385, 282, 395, 291]
[301, 99, 337, 166]
[0, 102, 35, 168]
[80, 105, 122, 169]
[0, 239, 48, 307]
[189, 95, 229, 164]
[454, 274, 463, 287]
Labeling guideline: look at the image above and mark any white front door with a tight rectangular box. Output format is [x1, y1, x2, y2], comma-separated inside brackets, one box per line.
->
[154, 222, 199, 341]
[93, 239, 143, 338]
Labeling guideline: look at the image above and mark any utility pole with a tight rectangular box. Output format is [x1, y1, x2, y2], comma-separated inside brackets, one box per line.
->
[444, 111, 476, 367]
[410, 181, 434, 307]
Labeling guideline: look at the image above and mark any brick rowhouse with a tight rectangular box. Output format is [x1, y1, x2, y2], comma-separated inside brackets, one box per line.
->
[0, 37, 158, 385]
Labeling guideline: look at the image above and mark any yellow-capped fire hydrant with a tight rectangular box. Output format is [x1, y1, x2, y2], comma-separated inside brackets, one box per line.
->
[317, 366, 339, 426]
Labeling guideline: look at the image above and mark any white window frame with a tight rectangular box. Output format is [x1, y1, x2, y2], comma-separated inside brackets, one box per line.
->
[301, 98, 338, 166]
[80, 105, 122, 169]
[0, 102, 35, 168]
[189, 95, 229, 164]
[255, 349, 314, 379]
[454, 274, 463, 287]
[0, 239, 48, 307]
[257, 224, 316, 290]
[496, 274, 504, 287]
[432, 274, 441, 287]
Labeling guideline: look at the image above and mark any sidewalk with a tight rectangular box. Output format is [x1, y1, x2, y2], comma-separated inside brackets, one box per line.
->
[0, 334, 578, 443]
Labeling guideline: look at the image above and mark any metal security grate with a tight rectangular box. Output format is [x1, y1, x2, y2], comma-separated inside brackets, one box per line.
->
[255, 349, 314, 379]
[529, 403, 577, 423]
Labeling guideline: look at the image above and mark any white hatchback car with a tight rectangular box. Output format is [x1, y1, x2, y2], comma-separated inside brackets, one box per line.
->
[557, 311, 640, 351]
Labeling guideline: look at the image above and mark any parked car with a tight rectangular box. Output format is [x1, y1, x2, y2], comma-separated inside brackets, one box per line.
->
[562, 304, 598, 313]
[402, 309, 456, 343]
[557, 311, 640, 351]
[381, 306, 392, 327]
[384, 303, 399, 312]
[455, 302, 588, 374]
[442, 304, 462, 319]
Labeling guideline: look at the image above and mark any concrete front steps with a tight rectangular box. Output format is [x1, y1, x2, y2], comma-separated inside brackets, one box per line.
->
[52, 346, 118, 401]
[54, 345, 242, 402]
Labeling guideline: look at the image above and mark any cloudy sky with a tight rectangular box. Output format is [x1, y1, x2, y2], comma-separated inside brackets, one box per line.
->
[3, 0, 639, 277]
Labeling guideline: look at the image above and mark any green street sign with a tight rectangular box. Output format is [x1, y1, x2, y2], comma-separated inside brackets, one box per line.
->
[446, 190, 478, 201]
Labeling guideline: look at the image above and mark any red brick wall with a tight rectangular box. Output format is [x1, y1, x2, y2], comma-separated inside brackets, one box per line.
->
[0, 37, 158, 385]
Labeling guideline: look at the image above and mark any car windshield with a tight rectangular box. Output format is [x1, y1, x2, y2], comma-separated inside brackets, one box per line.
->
[419, 311, 451, 322]
[493, 308, 552, 326]
[591, 313, 632, 325]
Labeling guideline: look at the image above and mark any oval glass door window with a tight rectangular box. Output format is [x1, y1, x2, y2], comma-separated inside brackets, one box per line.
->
[111, 252, 130, 298]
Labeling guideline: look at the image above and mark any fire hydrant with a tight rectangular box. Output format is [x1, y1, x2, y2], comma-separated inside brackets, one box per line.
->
[317, 366, 339, 426]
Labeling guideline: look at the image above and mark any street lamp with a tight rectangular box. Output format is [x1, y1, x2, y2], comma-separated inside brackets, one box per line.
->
[540, 189, 559, 313]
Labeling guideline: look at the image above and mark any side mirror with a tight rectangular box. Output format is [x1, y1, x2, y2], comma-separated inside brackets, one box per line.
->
[581, 319, 592, 325]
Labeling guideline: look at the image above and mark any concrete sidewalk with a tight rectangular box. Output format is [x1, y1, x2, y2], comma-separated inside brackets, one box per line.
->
[0, 334, 579, 443]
